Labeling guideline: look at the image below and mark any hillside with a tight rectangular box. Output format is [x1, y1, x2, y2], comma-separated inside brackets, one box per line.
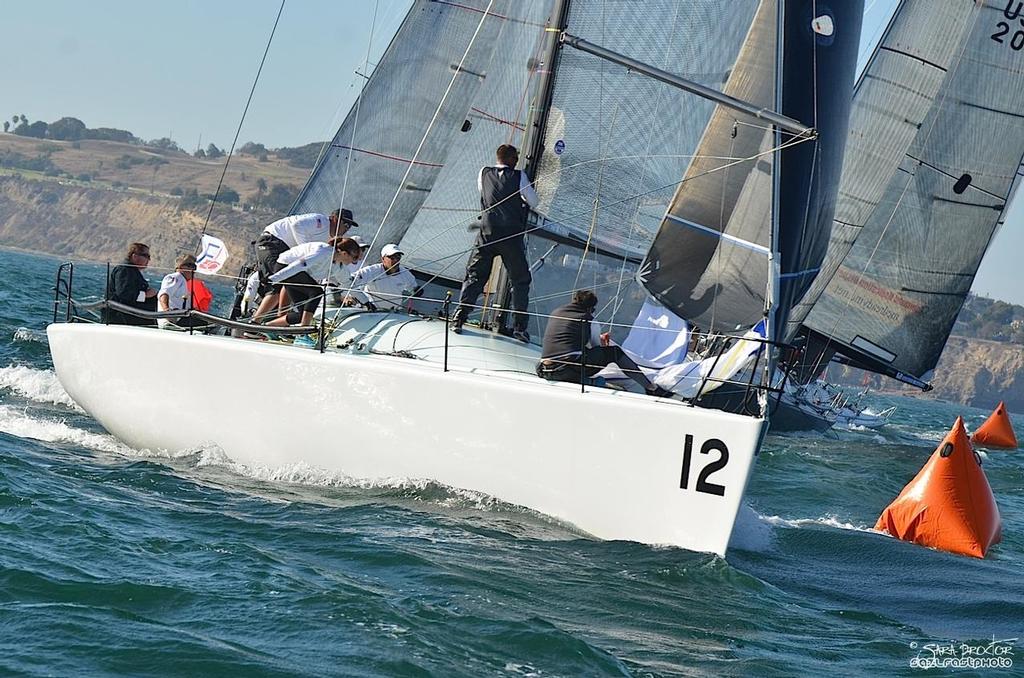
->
[0, 132, 311, 277]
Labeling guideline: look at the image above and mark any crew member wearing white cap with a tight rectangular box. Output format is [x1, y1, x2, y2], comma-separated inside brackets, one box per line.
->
[344, 243, 418, 311]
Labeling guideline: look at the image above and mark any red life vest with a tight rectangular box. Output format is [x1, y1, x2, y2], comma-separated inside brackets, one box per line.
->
[186, 279, 213, 312]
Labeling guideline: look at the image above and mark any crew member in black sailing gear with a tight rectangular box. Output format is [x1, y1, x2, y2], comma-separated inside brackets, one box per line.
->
[537, 290, 674, 398]
[451, 144, 538, 342]
[104, 242, 158, 326]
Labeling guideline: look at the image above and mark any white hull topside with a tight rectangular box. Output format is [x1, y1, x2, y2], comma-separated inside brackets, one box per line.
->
[47, 320, 766, 556]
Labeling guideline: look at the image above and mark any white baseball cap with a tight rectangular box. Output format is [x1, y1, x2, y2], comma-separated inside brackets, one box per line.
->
[381, 243, 404, 258]
[349, 235, 371, 249]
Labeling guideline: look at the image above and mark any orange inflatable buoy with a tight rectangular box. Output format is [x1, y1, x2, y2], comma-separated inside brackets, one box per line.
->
[972, 401, 1017, 449]
[875, 417, 1001, 558]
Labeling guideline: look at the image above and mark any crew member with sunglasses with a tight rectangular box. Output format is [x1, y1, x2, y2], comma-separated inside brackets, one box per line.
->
[105, 242, 158, 326]
[344, 243, 418, 312]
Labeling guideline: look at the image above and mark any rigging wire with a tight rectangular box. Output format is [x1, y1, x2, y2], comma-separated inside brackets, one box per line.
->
[195, 0, 286, 249]
[338, 0, 381, 223]
[366, 0, 498, 257]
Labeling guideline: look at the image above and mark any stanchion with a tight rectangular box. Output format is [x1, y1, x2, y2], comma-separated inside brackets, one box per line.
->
[443, 291, 452, 372]
[319, 283, 328, 354]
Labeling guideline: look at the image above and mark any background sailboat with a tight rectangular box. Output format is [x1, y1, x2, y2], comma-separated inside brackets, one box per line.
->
[787, 0, 1024, 415]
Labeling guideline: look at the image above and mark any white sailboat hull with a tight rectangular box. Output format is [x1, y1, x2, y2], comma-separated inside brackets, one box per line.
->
[47, 322, 765, 556]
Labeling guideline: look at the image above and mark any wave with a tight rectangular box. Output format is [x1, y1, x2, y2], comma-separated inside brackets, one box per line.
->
[0, 365, 81, 410]
[758, 512, 877, 533]
[0, 404, 129, 454]
[194, 447, 503, 509]
[12, 327, 46, 344]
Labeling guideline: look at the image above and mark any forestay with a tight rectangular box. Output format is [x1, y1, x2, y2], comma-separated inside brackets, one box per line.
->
[802, 1, 1024, 381]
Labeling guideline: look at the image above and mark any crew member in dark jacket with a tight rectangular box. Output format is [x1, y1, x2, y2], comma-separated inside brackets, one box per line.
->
[104, 242, 158, 326]
[452, 144, 538, 342]
[537, 290, 673, 397]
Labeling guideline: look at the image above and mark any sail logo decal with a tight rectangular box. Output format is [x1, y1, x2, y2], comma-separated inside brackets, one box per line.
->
[992, 1, 1024, 50]
[553, 139, 565, 156]
[680, 434, 729, 497]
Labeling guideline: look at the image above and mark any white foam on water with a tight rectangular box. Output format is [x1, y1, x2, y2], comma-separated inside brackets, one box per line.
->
[0, 403, 130, 454]
[757, 511, 876, 534]
[12, 327, 46, 344]
[728, 502, 776, 552]
[0, 365, 82, 410]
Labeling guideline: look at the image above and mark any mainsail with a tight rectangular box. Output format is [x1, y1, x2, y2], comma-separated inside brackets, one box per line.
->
[291, 0, 511, 256]
[640, 0, 864, 342]
[800, 0, 1024, 384]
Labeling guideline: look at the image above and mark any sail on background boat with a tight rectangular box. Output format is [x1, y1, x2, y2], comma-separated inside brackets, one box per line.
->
[800, 0, 1024, 384]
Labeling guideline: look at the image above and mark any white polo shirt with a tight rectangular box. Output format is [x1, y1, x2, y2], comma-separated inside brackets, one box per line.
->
[349, 263, 417, 310]
[270, 242, 337, 284]
[262, 213, 331, 248]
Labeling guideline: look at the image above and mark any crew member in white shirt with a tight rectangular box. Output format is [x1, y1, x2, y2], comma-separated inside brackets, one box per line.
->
[252, 207, 359, 321]
[263, 237, 362, 328]
[327, 235, 371, 305]
[343, 243, 418, 312]
[157, 254, 213, 329]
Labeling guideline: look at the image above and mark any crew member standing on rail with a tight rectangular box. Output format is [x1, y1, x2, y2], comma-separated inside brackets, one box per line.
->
[451, 144, 538, 342]
[252, 208, 358, 321]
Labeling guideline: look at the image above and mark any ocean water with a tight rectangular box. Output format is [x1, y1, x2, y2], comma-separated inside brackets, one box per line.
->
[1, 248, 1021, 677]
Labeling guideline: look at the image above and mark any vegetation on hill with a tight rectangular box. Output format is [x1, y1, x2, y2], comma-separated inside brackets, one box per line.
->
[952, 294, 1024, 344]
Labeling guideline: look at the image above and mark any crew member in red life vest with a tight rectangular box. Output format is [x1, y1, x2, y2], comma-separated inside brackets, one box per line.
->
[451, 144, 538, 342]
[157, 254, 213, 329]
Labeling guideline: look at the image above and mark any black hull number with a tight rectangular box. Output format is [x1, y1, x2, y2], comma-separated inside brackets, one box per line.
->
[680, 434, 729, 497]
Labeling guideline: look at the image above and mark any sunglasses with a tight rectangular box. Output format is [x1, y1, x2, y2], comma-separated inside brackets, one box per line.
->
[386, 253, 403, 260]
[137, 252, 151, 259]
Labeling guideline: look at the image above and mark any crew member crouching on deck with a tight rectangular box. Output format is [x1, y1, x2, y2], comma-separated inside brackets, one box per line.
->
[264, 237, 362, 328]
[538, 290, 673, 397]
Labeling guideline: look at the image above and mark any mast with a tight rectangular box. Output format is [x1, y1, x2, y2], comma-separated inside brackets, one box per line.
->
[764, 0, 786, 415]
[492, 0, 571, 332]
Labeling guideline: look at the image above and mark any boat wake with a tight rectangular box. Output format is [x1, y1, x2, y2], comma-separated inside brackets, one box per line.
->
[0, 403, 129, 454]
[0, 365, 81, 410]
[12, 327, 47, 344]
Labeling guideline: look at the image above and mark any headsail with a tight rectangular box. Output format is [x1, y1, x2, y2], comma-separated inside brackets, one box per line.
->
[640, 0, 863, 342]
[525, 0, 767, 332]
[801, 1, 1024, 382]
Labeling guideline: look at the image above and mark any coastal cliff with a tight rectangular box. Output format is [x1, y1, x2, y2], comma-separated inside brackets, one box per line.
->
[0, 175, 260, 274]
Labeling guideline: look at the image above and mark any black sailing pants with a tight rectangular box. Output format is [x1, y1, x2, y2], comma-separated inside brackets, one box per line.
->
[455, 234, 531, 331]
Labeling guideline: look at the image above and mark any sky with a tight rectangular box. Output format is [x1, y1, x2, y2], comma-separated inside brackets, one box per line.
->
[2, 0, 1022, 303]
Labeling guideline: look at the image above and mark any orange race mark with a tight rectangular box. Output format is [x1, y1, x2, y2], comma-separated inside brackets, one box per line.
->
[875, 417, 1002, 558]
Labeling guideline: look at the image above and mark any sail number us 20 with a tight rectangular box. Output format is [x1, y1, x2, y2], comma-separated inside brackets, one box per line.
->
[679, 434, 729, 497]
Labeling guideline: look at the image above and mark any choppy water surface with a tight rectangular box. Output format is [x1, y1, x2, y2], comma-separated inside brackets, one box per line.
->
[1, 249, 1021, 676]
